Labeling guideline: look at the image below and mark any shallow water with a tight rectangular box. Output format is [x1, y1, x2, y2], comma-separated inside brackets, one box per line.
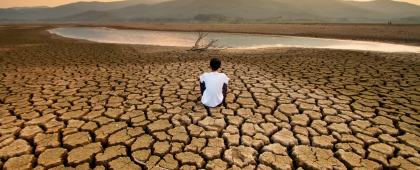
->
[50, 27, 420, 53]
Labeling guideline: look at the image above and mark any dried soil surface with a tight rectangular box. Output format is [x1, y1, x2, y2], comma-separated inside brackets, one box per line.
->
[0, 25, 420, 170]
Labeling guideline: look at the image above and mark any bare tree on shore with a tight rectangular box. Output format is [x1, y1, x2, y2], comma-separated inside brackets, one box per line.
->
[189, 31, 227, 51]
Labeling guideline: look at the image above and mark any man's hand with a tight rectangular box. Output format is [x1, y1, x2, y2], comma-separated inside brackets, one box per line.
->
[196, 76, 200, 81]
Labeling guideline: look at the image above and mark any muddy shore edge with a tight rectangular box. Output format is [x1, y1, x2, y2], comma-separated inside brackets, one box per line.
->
[29, 23, 420, 46]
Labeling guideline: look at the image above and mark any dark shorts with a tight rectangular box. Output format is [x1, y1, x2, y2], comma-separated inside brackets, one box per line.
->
[200, 82, 227, 107]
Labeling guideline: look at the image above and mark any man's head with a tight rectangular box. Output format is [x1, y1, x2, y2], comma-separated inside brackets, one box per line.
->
[210, 58, 221, 71]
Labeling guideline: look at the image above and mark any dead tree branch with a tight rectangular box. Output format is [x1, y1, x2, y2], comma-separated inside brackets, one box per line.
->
[189, 30, 228, 51]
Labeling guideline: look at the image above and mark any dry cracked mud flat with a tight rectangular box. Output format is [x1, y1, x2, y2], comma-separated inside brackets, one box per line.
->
[0, 25, 420, 170]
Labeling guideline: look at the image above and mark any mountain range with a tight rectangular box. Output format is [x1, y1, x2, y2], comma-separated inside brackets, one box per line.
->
[1, 0, 420, 22]
[10, 6, 50, 10]
[0, 0, 169, 20]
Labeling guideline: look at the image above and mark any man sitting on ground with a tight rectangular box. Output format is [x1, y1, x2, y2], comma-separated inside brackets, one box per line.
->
[197, 58, 231, 107]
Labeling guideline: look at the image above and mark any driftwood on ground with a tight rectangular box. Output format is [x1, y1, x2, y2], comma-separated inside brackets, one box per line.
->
[189, 31, 227, 51]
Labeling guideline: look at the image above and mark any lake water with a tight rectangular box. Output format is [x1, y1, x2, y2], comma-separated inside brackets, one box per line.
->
[49, 27, 420, 53]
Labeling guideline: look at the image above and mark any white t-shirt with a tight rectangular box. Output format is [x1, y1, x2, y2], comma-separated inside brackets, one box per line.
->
[200, 72, 230, 107]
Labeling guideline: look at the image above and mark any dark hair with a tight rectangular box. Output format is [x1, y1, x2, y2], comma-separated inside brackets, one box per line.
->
[210, 58, 221, 70]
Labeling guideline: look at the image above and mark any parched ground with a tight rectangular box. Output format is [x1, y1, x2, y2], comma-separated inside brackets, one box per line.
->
[0, 25, 420, 170]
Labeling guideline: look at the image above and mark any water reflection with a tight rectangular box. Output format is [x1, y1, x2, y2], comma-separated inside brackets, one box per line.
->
[49, 27, 420, 53]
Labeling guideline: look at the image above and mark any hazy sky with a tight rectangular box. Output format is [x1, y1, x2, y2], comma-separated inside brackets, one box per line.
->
[1, 0, 419, 8]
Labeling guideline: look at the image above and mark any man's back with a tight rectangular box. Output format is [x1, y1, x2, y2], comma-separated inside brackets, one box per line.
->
[200, 72, 229, 107]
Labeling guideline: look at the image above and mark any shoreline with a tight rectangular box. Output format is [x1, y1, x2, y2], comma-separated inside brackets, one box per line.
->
[5, 23, 420, 46]
[47, 26, 420, 53]
[65, 23, 420, 47]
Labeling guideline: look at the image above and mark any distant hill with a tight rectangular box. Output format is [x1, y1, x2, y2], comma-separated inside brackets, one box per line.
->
[343, 0, 420, 18]
[273, 0, 394, 19]
[110, 0, 397, 19]
[39, 10, 120, 22]
[62, 0, 169, 12]
[2, 0, 420, 22]
[110, 0, 317, 19]
[10, 6, 49, 10]
[0, 5, 83, 20]
[395, 15, 420, 22]
[0, 18, 28, 23]
[0, 0, 169, 20]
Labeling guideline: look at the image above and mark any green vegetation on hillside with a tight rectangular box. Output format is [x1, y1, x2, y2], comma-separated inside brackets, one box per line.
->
[395, 16, 420, 22]
[193, 14, 229, 21]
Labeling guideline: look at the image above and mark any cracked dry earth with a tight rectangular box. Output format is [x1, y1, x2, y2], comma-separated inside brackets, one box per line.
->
[1, 26, 420, 170]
